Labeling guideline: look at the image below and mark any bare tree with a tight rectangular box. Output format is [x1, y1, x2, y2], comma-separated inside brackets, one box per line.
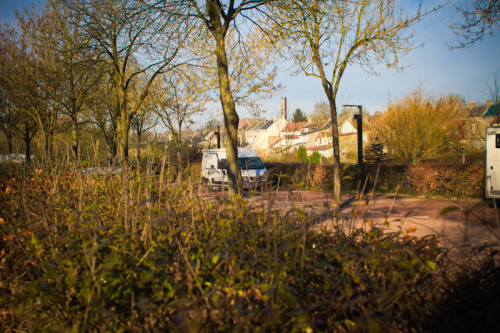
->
[450, 0, 500, 48]
[18, 0, 101, 162]
[310, 102, 330, 126]
[153, 69, 207, 179]
[193, 28, 282, 117]
[157, 0, 272, 195]
[65, 0, 189, 164]
[88, 78, 119, 163]
[488, 74, 500, 103]
[0, 24, 43, 163]
[268, 0, 427, 203]
[0, 73, 19, 154]
[129, 85, 159, 163]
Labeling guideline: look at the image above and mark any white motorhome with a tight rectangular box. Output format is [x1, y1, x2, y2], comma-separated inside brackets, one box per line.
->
[485, 127, 500, 202]
[201, 148, 267, 189]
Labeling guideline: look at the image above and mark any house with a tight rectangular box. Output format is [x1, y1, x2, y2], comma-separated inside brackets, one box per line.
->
[237, 118, 264, 146]
[273, 121, 309, 152]
[244, 118, 288, 156]
[196, 126, 224, 149]
[304, 117, 373, 163]
[484, 103, 500, 126]
[459, 100, 495, 151]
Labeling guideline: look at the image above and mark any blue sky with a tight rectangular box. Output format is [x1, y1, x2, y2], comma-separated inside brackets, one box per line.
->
[1, 0, 499, 122]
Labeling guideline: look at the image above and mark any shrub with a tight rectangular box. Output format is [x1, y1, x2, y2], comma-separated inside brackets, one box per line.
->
[0, 164, 497, 331]
[310, 151, 321, 164]
[309, 164, 333, 188]
[267, 162, 484, 198]
[297, 145, 308, 163]
[406, 164, 484, 198]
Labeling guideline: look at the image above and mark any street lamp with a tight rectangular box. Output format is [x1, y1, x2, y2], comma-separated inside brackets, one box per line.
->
[343, 105, 363, 165]
[214, 125, 221, 149]
[208, 125, 221, 149]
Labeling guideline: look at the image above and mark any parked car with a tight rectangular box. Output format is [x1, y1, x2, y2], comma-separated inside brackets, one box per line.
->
[0, 153, 34, 163]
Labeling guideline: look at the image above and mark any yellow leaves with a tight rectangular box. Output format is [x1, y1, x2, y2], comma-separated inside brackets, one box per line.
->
[0, 217, 4, 224]
[406, 226, 416, 234]
[4, 185, 13, 194]
[3, 234, 14, 241]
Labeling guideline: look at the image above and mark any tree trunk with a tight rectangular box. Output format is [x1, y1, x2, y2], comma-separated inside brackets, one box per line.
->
[24, 122, 32, 164]
[137, 132, 141, 163]
[110, 142, 117, 165]
[5, 129, 13, 154]
[7, 138, 13, 154]
[117, 83, 129, 164]
[215, 35, 241, 195]
[119, 109, 130, 164]
[322, 85, 342, 204]
[72, 119, 80, 162]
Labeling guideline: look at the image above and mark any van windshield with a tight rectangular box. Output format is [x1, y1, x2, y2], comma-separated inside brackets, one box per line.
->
[238, 157, 265, 170]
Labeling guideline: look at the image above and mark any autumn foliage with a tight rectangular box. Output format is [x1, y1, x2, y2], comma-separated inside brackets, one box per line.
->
[375, 89, 463, 164]
[267, 162, 484, 198]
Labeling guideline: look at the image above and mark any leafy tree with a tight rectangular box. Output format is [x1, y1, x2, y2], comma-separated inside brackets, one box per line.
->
[310, 150, 321, 164]
[297, 145, 308, 163]
[450, 0, 500, 48]
[268, 0, 426, 204]
[374, 89, 462, 164]
[292, 108, 307, 123]
[363, 138, 387, 164]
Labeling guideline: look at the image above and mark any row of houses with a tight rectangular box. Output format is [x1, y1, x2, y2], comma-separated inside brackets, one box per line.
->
[157, 99, 500, 163]
[196, 114, 371, 162]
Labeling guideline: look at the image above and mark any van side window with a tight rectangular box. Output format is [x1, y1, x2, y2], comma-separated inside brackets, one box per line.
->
[497, 134, 500, 148]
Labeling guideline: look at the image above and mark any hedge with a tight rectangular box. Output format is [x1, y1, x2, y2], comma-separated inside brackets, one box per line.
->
[264, 162, 485, 199]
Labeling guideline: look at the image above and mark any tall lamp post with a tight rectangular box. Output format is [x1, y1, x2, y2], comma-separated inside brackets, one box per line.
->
[209, 125, 221, 149]
[215, 125, 221, 149]
[343, 105, 363, 165]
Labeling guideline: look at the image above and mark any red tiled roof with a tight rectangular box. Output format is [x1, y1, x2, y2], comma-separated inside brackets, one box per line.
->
[307, 145, 332, 151]
[282, 122, 307, 132]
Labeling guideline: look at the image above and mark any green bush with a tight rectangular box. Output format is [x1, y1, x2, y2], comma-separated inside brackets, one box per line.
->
[310, 151, 321, 164]
[297, 145, 308, 163]
[1, 164, 483, 331]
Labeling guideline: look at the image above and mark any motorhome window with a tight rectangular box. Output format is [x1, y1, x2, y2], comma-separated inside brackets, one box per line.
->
[218, 159, 228, 169]
[238, 157, 265, 170]
[496, 134, 500, 148]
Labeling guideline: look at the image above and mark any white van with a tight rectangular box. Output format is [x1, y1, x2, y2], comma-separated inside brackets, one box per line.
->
[485, 127, 500, 202]
[201, 148, 267, 189]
